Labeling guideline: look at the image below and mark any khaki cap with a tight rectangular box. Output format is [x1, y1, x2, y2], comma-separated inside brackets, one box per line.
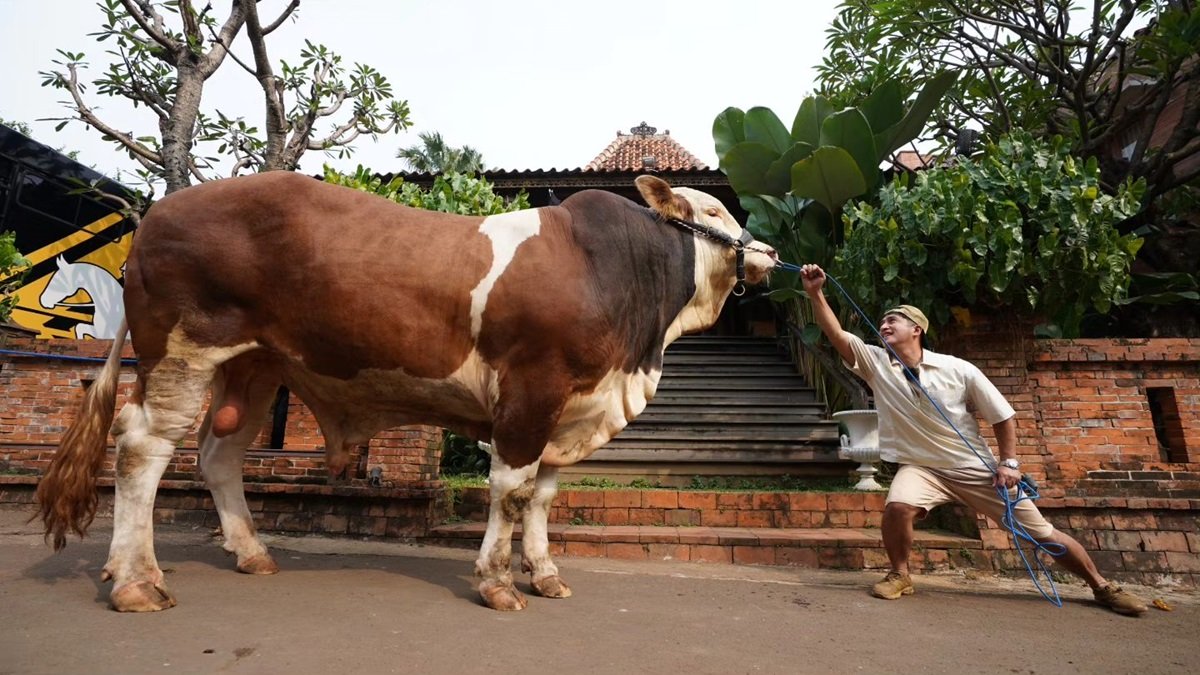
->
[884, 305, 929, 332]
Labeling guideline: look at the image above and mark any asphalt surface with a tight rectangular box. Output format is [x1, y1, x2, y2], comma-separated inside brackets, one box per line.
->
[1, 506, 1197, 675]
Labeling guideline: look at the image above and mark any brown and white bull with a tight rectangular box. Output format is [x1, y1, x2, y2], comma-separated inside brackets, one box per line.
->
[36, 171, 776, 612]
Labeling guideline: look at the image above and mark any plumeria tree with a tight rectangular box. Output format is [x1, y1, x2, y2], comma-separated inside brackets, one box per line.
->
[40, 0, 411, 195]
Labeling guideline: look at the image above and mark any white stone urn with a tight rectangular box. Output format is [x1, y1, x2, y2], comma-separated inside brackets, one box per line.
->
[832, 409, 883, 491]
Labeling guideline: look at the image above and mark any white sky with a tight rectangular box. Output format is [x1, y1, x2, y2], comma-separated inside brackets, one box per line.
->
[0, 0, 842, 183]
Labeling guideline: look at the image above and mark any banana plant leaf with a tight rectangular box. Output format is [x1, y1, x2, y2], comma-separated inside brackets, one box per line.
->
[744, 107, 794, 155]
[790, 147, 868, 214]
[880, 70, 958, 156]
[720, 142, 779, 195]
[712, 107, 747, 158]
[820, 109, 880, 189]
[790, 95, 834, 147]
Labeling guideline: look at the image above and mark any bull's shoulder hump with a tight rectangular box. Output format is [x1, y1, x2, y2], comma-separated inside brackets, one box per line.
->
[559, 189, 641, 213]
[147, 172, 488, 229]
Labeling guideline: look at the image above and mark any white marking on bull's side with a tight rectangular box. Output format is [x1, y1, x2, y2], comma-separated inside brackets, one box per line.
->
[540, 365, 662, 466]
[470, 210, 542, 338]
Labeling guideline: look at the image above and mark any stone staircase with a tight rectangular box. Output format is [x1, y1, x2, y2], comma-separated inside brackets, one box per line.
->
[450, 336, 991, 574]
[559, 335, 844, 485]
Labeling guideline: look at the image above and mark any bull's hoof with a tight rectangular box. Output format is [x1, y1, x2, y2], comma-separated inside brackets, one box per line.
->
[479, 579, 528, 611]
[110, 580, 177, 612]
[236, 553, 279, 575]
[531, 575, 573, 599]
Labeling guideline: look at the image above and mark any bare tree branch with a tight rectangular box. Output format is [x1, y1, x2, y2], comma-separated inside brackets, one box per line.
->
[240, 1, 290, 169]
[116, 49, 170, 121]
[60, 62, 164, 167]
[261, 0, 300, 34]
[179, 0, 202, 49]
[198, 1, 249, 77]
[120, 0, 178, 59]
[203, 20, 258, 77]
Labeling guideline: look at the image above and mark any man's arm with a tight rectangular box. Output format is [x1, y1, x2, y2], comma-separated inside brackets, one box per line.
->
[992, 416, 1021, 489]
[800, 264, 855, 365]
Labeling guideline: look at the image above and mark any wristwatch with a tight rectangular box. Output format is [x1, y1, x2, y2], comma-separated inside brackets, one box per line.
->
[999, 458, 1020, 470]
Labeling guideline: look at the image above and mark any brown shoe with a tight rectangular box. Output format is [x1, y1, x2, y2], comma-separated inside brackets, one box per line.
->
[1093, 583, 1147, 616]
[871, 571, 914, 600]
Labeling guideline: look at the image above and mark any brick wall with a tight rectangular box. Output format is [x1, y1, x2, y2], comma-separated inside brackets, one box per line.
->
[3, 324, 1198, 582]
[941, 320, 1200, 486]
[0, 334, 441, 483]
[941, 317, 1200, 582]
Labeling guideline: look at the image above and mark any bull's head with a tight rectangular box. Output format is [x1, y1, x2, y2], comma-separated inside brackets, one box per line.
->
[635, 175, 777, 287]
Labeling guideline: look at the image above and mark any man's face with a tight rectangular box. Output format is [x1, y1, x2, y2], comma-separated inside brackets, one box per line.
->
[879, 313, 920, 347]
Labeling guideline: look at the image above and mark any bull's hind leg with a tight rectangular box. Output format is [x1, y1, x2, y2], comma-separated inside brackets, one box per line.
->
[104, 358, 215, 612]
[474, 450, 540, 611]
[520, 463, 571, 599]
[197, 360, 281, 575]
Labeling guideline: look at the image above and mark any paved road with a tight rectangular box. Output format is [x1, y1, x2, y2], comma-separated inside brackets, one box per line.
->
[1, 506, 1196, 675]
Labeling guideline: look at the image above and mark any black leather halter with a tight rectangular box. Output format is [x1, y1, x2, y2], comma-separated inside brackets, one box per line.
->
[660, 215, 756, 293]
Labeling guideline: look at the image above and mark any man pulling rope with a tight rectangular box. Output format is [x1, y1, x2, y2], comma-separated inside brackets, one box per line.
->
[800, 263, 1147, 616]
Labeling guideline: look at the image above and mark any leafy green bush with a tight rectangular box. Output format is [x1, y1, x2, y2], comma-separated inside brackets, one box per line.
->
[836, 131, 1144, 337]
[323, 164, 528, 215]
[439, 431, 490, 477]
[0, 232, 31, 323]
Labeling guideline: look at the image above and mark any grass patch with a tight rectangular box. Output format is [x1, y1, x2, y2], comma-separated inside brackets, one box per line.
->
[443, 474, 487, 490]
[439, 473, 872, 493]
[683, 475, 862, 492]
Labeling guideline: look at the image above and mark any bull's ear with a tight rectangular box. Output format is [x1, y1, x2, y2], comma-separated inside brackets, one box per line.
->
[636, 175, 689, 220]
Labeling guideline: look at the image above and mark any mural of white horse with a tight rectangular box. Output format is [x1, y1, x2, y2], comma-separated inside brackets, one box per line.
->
[38, 256, 125, 339]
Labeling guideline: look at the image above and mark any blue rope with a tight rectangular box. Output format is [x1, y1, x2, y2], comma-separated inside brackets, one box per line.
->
[0, 348, 138, 366]
[778, 261, 1065, 605]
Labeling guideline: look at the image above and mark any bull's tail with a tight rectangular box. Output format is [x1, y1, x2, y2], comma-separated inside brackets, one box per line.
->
[35, 318, 129, 550]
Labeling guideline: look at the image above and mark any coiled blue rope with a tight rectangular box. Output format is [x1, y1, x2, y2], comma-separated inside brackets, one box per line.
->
[777, 261, 1065, 605]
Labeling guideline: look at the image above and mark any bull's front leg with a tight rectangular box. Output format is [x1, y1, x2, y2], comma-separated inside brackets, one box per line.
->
[520, 463, 571, 599]
[474, 452, 539, 611]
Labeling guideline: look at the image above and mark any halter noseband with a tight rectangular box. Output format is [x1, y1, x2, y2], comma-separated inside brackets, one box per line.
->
[660, 214, 757, 295]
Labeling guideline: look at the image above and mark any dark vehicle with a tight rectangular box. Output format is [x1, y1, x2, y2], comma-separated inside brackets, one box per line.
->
[0, 123, 136, 338]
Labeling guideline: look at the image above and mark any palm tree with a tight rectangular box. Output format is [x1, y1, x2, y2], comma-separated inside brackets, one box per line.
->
[396, 131, 486, 174]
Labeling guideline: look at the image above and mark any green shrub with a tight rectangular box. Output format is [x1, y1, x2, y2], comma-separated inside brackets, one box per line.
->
[836, 131, 1144, 337]
[0, 232, 31, 323]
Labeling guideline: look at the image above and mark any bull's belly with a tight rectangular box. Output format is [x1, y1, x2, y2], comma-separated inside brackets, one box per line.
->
[278, 350, 660, 464]
[540, 366, 662, 466]
[281, 351, 495, 443]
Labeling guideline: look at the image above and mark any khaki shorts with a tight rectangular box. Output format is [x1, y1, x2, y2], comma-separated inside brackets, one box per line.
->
[886, 464, 1056, 540]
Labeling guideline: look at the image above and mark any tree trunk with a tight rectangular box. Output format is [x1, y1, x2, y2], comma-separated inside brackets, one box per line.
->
[159, 63, 206, 194]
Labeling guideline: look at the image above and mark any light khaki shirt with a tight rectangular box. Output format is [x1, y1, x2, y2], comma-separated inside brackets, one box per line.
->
[843, 332, 1015, 468]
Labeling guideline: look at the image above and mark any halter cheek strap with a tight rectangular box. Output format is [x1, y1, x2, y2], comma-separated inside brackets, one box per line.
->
[660, 213, 758, 293]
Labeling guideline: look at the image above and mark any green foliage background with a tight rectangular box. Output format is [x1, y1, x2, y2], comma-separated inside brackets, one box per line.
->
[0, 232, 31, 324]
[323, 165, 528, 215]
[835, 131, 1145, 338]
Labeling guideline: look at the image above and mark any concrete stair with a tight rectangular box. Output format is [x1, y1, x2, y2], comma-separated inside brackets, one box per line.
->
[561, 336, 844, 485]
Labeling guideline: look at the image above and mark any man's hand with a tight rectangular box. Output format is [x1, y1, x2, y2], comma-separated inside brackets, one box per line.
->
[800, 264, 826, 295]
[994, 466, 1022, 490]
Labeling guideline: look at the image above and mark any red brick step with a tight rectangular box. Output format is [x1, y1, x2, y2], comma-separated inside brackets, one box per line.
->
[426, 522, 987, 571]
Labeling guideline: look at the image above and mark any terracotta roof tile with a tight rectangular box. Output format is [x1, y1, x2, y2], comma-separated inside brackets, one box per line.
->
[893, 150, 936, 172]
[586, 122, 708, 171]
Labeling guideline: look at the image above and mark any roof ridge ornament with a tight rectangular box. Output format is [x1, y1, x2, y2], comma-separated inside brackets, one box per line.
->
[630, 121, 657, 136]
